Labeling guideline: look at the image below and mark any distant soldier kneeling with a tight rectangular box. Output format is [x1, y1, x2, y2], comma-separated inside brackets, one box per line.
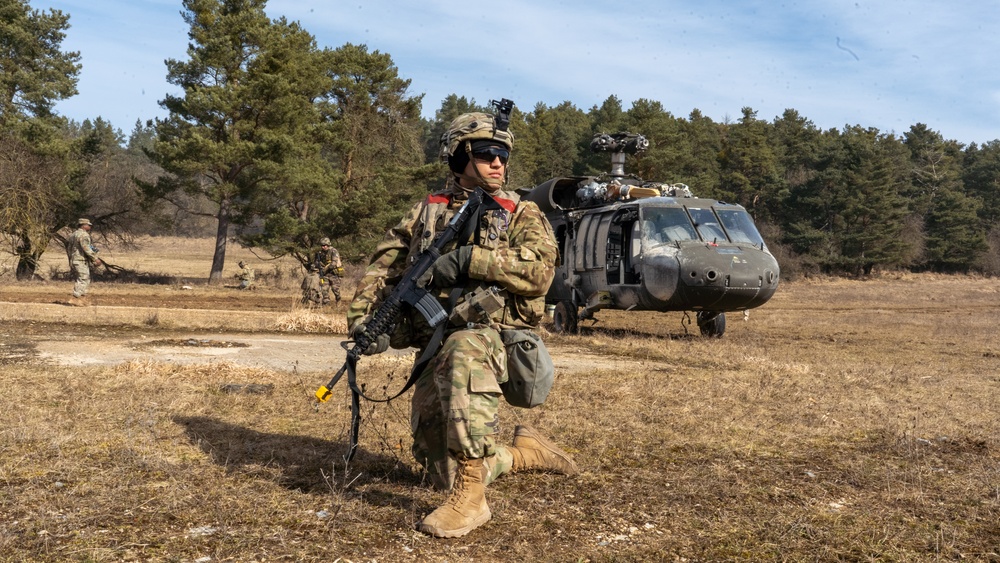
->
[235, 260, 255, 290]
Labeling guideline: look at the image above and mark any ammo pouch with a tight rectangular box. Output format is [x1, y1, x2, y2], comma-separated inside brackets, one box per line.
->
[450, 285, 505, 326]
[499, 329, 554, 408]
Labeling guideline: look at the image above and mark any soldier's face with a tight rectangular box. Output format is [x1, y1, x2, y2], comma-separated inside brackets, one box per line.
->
[461, 153, 506, 189]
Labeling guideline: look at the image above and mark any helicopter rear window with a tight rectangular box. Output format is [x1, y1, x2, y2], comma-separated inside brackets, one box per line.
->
[641, 207, 697, 244]
[716, 209, 766, 245]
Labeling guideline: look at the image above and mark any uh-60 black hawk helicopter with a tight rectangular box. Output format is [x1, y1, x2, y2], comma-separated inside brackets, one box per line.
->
[522, 132, 780, 337]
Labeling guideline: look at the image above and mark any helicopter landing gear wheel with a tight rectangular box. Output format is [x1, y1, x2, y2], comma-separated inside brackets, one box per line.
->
[697, 311, 726, 338]
[552, 301, 579, 334]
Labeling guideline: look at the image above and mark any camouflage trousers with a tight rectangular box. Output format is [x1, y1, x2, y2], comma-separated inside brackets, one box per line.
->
[323, 275, 342, 301]
[70, 260, 91, 297]
[301, 273, 341, 304]
[411, 326, 516, 490]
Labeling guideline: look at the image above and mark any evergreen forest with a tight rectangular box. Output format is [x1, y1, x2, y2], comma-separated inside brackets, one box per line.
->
[3, 0, 1000, 282]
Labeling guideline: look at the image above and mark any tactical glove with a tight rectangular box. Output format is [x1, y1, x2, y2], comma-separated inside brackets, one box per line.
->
[350, 320, 390, 356]
[334, 266, 345, 277]
[417, 245, 472, 288]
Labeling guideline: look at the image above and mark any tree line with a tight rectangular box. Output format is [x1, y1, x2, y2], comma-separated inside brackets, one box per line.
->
[3, 0, 999, 282]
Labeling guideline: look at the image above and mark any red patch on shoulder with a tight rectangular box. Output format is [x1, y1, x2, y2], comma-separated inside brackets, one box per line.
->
[426, 194, 452, 205]
[494, 197, 517, 213]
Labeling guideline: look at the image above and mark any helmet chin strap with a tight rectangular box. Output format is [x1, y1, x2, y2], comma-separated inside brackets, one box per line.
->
[454, 171, 502, 192]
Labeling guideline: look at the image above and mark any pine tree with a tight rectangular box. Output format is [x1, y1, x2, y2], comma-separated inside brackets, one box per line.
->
[678, 109, 723, 199]
[144, 0, 332, 282]
[718, 107, 783, 223]
[923, 187, 987, 272]
[0, 0, 81, 278]
[784, 126, 912, 274]
[624, 99, 686, 183]
[0, 0, 80, 134]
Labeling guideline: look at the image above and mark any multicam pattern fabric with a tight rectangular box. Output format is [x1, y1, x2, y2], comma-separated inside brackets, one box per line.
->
[314, 246, 343, 273]
[347, 180, 557, 342]
[347, 179, 557, 488]
[314, 247, 343, 300]
[236, 266, 255, 289]
[66, 227, 99, 297]
[411, 327, 517, 489]
[439, 112, 514, 161]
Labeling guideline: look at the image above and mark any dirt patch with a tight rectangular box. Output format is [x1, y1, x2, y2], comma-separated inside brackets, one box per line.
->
[5, 286, 302, 311]
[0, 340, 38, 366]
[137, 338, 251, 348]
[28, 331, 349, 372]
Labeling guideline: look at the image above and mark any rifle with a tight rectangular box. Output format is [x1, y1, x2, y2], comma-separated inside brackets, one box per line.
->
[315, 187, 502, 460]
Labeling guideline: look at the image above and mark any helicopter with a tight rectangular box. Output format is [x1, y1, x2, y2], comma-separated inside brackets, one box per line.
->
[522, 132, 780, 337]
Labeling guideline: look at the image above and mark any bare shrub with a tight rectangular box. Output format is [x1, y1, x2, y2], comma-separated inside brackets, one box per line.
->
[275, 306, 347, 333]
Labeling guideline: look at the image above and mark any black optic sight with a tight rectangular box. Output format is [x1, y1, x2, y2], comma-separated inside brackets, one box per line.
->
[490, 98, 514, 132]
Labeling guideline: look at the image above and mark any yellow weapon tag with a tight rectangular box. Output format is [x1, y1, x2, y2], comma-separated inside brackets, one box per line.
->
[315, 386, 333, 402]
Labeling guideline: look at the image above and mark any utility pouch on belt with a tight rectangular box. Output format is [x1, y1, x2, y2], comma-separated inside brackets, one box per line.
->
[449, 285, 504, 325]
[499, 329, 554, 408]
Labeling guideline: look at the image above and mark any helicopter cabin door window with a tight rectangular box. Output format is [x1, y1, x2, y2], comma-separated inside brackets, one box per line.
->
[575, 215, 594, 271]
[606, 209, 640, 285]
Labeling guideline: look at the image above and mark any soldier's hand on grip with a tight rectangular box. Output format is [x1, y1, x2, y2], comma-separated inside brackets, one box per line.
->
[417, 245, 472, 288]
[350, 320, 390, 356]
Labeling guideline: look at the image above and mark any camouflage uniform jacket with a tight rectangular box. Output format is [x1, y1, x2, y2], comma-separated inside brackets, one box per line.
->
[313, 247, 343, 276]
[347, 181, 557, 350]
[66, 228, 99, 264]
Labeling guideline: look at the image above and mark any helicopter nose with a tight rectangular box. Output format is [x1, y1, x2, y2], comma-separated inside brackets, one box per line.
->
[640, 250, 682, 303]
[674, 246, 780, 309]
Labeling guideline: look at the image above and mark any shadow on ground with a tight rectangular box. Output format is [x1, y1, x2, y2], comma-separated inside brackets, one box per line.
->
[172, 415, 424, 499]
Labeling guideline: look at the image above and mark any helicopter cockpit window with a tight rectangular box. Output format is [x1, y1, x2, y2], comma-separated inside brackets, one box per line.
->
[687, 208, 728, 243]
[716, 208, 766, 246]
[640, 207, 697, 246]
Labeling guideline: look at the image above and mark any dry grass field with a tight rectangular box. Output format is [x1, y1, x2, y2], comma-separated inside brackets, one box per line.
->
[2, 237, 1000, 561]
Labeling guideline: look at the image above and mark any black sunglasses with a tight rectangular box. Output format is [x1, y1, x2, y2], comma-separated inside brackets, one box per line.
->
[472, 146, 509, 164]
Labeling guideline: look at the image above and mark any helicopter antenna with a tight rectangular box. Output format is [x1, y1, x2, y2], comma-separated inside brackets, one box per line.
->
[590, 132, 649, 178]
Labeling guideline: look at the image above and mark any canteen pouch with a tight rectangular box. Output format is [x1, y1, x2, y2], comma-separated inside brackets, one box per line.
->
[499, 329, 554, 408]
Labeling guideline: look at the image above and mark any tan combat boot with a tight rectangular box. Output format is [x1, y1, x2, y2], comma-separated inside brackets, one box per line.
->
[510, 425, 580, 475]
[417, 457, 490, 538]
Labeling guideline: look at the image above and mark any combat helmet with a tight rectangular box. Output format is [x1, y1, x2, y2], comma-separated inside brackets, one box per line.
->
[319, 237, 331, 246]
[439, 100, 515, 190]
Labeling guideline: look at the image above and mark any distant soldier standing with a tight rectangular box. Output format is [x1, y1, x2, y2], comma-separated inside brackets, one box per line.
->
[312, 237, 343, 302]
[65, 218, 102, 306]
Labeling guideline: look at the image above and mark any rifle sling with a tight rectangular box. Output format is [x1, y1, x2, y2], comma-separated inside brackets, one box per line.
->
[341, 193, 485, 459]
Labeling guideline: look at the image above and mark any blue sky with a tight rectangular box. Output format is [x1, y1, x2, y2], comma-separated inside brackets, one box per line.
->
[37, 0, 1000, 145]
